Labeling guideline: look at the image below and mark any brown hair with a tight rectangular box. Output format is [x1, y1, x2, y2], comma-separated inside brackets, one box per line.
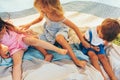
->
[34, 0, 64, 17]
[0, 18, 15, 32]
[101, 18, 120, 42]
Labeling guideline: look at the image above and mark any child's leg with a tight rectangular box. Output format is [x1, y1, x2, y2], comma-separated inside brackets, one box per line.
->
[88, 51, 106, 80]
[35, 46, 53, 61]
[56, 34, 86, 68]
[23, 36, 67, 55]
[98, 54, 117, 80]
[12, 50, 24, 80]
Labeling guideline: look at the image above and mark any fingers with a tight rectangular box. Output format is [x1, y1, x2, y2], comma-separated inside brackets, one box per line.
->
[1, 54, 9, 59]
[92, 46, 100, 52]
[19, 27, 27, 30]
[19, 25, 28, 30]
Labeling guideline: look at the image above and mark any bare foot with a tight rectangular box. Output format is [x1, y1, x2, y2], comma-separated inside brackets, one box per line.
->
[76, 60, 87, 68]
[103, 77, 107, 80]
[58, 49, 68, 55]
[44, 54, 53, 62]
[111, 77, 117, 80]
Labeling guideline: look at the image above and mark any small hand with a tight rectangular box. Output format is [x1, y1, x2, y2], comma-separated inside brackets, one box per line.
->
[24, 29, 38, 35]
[0, 53, 9, 59]
[91, 46, 100, 52]
[19, 24, 30, 30]
[0, 45, 9, 59]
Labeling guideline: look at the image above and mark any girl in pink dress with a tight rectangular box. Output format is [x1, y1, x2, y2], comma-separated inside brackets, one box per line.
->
[0, 18, 67, 80]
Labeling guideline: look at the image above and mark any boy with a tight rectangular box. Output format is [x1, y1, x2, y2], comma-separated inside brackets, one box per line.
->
[80, 18, 120, 80]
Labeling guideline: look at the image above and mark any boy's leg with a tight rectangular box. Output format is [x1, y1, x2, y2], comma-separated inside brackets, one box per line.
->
[56, 34, 86, 68]
[12, 50, 24, 80]
[35, 46, 53, 61]
[22, 36, 67, 55]
[88, 51, 106, 80]
[98, 54, 117, 80]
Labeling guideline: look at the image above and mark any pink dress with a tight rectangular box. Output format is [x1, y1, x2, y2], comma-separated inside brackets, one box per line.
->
[0, 30, 28, 56]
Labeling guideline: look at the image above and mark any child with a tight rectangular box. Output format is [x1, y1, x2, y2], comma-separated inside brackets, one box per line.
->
[20, 0, 91, 68]
[0, 18, 67, 80]
[80, 18, 120, 80]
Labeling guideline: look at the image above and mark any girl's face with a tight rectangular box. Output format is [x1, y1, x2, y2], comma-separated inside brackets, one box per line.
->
[0, 27, 6, 39]
[97, 26, 103, 39]
[40, 4, 49, 13]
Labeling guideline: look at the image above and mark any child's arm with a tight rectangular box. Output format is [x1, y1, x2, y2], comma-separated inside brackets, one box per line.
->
[9, 25, 35, 35]
[19, 11, 44, 30]
[63, 18, 91, 48]
[83, 33, 100, 52]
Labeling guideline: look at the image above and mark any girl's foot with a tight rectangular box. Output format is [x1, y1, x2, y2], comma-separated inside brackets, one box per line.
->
[44, 54, 53, 62]
[76, 60, 87, 68]
[58, 49, 67, 55]
[111, 76, 117, 80]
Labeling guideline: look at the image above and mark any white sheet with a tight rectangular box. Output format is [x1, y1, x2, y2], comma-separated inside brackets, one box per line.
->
[0, 1, 120, 79]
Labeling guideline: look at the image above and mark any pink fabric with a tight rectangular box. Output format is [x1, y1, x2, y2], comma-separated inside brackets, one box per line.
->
[0, 30, 28, 55]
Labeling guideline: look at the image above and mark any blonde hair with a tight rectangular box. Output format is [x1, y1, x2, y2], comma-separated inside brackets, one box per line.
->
[34, 0, 64, 17]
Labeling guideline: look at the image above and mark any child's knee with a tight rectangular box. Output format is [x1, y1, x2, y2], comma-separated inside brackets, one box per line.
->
[98, 54, 107, 62]
[91, 55, 99, 61]
[56, 34, 63, 40]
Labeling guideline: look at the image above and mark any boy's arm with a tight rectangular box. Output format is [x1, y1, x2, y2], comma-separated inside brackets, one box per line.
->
[84, 34, 100, 52]
[91, 46, 100, 52]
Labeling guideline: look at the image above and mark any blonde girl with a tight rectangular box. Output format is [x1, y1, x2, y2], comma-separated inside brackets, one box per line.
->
[20, 0, 91, 68]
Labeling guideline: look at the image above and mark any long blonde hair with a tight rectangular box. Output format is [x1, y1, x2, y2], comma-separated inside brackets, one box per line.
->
[34, 0, 64, 17]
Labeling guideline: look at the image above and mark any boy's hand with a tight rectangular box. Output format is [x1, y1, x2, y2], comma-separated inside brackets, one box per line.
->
[91, 46, 100, 52]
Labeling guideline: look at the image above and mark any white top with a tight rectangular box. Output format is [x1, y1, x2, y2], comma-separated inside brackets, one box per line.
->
[84, 27, 104, 46]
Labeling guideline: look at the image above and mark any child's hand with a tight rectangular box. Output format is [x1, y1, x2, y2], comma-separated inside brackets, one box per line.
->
[17, 27, 38, 35]
[19, 24, 30, 30]
[24, 29, 38, 35]
[0, 52, 9, 59]
[0, 44, 9, 59]
[91, 46, 100, 52]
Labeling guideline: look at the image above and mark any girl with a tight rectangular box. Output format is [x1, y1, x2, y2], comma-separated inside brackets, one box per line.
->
[0, 18, 67, 80]
[20, 0, 91, 68]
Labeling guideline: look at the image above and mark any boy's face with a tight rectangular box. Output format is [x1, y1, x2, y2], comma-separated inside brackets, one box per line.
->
[98, 26, 104, 39]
